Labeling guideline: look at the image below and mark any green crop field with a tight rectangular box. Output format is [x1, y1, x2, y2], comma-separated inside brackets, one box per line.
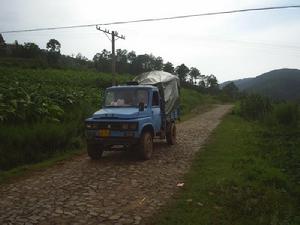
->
[0, 67, 131, 170]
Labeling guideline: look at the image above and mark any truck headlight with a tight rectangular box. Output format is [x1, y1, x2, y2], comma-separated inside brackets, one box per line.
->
[86, 123, 97, 129]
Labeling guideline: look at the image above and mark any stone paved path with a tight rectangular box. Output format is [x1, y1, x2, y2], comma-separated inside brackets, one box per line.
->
[0, 105, 232, 225]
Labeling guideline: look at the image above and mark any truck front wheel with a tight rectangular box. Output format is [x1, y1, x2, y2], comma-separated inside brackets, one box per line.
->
[166, 122, 176, 145]
[87, 143, 103, 159]
[139, 131, 153, 160]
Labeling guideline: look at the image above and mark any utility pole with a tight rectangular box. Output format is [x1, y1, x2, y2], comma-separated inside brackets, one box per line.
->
[96, 25, 125, 86]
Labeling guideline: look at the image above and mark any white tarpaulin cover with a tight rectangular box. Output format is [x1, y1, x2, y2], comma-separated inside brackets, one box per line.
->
[133, 71, 180, 115]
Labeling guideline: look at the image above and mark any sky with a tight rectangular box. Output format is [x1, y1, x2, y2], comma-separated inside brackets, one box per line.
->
[1, 0, 300, 82]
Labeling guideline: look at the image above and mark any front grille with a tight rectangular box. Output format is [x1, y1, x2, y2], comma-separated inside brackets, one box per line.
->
[98, 122, 122, 130]
[86, 122, 138, 131]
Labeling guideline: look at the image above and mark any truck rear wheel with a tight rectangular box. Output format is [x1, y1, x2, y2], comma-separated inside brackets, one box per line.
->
[87, 143, 103, 159]
[166, 122, 176, 145]
[139, 131, 153, 160]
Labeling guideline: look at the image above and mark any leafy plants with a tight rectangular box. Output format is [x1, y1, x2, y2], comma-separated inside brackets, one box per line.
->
[0, 66, 130, 170]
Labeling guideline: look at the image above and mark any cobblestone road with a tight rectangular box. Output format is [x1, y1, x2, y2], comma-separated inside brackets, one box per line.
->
[0, 105, 232, 225]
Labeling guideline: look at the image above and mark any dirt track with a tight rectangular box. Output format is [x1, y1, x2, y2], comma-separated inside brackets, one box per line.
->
[0, 105, 232, 225]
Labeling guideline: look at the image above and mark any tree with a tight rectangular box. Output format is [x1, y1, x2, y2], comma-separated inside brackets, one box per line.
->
[76, 53, 88, 61]
[0, 34, 5, 46]
[116, 49, 128, 63]
[175, 64, 190, 82]
[23, 42, 40, 58]
[127, 51, 136, 64]
[222, 82, 239, 99]
[163, 62, 174, 74]
[0, 34, 6, 56]
[189, 67, 200, 85]
[116, 49, 129, 73]
[154, 57, 163, 70]
[93, 49, 111, 72]
[46, 39, 61, 53]
[130, 54, 152, 74]
[46, 39, 61, 66]
[198, 80, 206, 88]
[206, 74, 219, 93]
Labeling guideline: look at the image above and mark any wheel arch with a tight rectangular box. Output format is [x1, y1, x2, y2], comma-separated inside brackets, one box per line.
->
[140, 124, 154, 136]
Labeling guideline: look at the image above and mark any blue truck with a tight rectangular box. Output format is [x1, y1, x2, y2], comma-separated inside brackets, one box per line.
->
[85, 71, 180, 160]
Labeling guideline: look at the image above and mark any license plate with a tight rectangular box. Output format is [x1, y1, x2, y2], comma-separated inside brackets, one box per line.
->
[99, 129, 110, 137]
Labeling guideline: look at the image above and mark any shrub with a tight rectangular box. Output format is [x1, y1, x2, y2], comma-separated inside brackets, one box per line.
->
[240, 94, 272, 120]
[274, 103, 299, 127]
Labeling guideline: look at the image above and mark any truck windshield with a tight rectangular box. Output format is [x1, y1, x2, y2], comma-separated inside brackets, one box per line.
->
[104, 89, 149, 107]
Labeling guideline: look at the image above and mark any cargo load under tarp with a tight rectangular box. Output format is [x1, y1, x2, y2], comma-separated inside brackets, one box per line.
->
[133, 71, 180, 115]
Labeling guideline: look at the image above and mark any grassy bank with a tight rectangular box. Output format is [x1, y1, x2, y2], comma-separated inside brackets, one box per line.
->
[153, 114, 300, 225]
[180, 88, 219, 121]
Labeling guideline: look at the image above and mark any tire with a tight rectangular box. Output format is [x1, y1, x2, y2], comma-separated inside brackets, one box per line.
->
[139, 131, 153, 160]
[166, 122, 176, 145]
[87, 143, 103, 159]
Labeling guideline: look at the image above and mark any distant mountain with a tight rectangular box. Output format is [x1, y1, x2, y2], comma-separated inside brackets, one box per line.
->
[221, 69, 300, 100]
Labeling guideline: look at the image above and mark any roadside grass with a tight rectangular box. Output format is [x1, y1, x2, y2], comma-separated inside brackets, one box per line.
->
[0, 148, 84, 184]
[180, 88, 219, 121]
[152, 114, 300, 225]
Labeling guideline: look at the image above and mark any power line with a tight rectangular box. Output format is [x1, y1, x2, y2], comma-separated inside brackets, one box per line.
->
[1, 5, 300, 34]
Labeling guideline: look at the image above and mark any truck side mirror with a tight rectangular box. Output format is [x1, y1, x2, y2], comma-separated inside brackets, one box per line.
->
[138, 102, 145, 111]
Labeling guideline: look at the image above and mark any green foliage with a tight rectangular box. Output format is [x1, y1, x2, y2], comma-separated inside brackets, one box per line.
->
[1, 38, 221, 91]
[189, 67, 200, 85]
[180, 88, 215, 116]
[0, 66, 210, 171]
[273, 103, 299, 127]
[46, 39, 61, 53]
[163, 62, 174, 74]
[0, 66, 131, 170]
[222, 81, 239, 99]
[240, 94, 272, 120]
[154, 115, 300, 225]
[0, 120, 83, 170]
[238, 92, 299, 129]
[175, 64, 190, 82]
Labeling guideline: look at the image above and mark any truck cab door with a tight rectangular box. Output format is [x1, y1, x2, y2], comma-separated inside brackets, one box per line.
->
[151, 90, 161, 133]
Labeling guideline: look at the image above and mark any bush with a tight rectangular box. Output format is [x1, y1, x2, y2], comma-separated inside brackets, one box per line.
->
[274, 103, 299, 127]
[240, 94, 272, 120]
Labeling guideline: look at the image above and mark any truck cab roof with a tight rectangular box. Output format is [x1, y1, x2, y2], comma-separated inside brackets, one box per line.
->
[107, 85, 158, 91]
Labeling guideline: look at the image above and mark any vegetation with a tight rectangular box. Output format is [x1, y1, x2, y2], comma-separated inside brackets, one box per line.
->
[0, 37, 224, 173]
[0, 38, 219, 90]
[180, 88, 218, 120]
[153, 104, 300, 225]
[0, 63, 216, 171]
[239, 94, 272, 120]
[0, 66, 130, 170]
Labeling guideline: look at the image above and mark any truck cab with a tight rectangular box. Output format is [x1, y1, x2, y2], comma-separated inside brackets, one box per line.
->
[85, 71, 179, 160]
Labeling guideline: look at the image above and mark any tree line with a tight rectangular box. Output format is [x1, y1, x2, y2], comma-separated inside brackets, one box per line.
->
[0, 37, 220, 91]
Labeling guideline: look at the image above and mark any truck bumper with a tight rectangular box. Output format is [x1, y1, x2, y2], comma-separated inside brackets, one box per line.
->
[86, 130, 139, 147]
[87, 137, 139, 147]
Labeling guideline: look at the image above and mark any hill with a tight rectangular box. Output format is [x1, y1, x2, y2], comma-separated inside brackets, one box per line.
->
[222, 69, 300, 100]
